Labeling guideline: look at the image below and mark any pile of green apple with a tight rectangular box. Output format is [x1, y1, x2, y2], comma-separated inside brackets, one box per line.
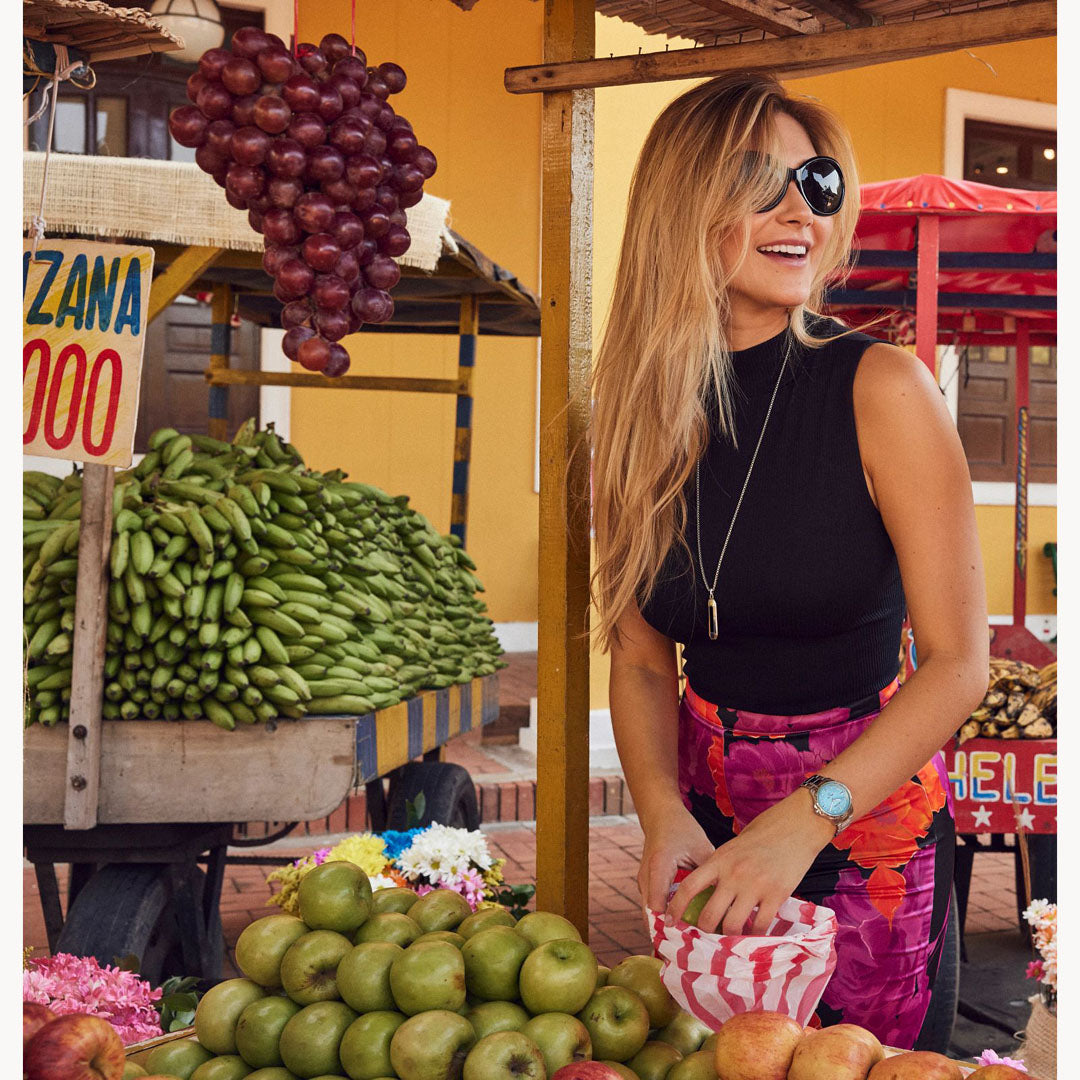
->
[132, 860, 724, 1080]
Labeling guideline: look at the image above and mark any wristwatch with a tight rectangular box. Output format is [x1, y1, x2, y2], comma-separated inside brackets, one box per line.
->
[800, 774, 854, 836]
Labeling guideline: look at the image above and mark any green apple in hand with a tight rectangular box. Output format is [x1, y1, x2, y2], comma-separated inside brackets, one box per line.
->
[521, 1012, 593, 1074]
[338, 941, 403, 1013]
[516, 911, 582, 948]
[339, 1010, 407, 1080]
[680, 887, 715, 929]
[576, 986, 651, 1063]
[390, 940, 467, 1015]
[467, 1001, 531, 1040]
[463, 1032, 546, 1080]
[519, 939, 599, 1016]
[389, 1010, 477, 1080]
[278, 1000, 357, 1078]
[279, 929, 354, 1005]
[606, 955, 680, 1028]
[462, 926, 532, 1001]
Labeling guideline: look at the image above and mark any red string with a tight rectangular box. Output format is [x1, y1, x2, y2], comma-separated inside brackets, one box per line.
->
[293, 0, 299, 56]
[350, 0, 356, 56]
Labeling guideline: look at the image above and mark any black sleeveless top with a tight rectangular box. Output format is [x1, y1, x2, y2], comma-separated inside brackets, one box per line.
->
[639, 318, 905, 714]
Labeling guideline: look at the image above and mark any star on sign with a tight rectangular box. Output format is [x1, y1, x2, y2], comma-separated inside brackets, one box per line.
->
[972, 806, 994, 828]
[1016, 807, 1037, 831]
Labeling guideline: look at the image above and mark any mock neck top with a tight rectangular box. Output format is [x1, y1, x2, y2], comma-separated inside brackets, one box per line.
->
[639, 317, 905, 713]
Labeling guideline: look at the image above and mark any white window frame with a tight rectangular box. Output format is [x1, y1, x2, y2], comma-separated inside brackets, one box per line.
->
[943, 88, 1057, 508]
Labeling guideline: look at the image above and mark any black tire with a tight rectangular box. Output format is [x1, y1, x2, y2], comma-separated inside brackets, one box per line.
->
[385, 762, 480, 831]
[915, 885, 960, 1053]
[55, 863, 222, 985]
[1015, 835, 1057, 932]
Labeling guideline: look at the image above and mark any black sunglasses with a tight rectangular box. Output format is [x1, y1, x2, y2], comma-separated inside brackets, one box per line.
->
[748, 154, 846, 217]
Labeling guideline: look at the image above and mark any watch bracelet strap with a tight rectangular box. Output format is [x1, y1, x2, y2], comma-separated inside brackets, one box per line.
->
[801, 774, 853, 835]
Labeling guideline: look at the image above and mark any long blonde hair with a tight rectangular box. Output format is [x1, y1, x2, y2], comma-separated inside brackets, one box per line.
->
[589, 73, 861, 652]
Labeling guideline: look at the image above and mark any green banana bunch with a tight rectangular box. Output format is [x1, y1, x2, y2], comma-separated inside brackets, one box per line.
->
[23, 421, 505, 727]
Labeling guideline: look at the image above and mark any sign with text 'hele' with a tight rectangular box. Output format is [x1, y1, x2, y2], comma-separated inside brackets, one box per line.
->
[23, 240, 154, 467]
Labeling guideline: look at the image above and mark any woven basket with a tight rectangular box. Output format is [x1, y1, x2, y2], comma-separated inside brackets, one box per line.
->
[1018, 994, 1057, 1080]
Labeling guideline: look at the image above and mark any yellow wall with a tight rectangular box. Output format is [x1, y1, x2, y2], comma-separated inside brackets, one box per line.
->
[291, 1, 543, 622]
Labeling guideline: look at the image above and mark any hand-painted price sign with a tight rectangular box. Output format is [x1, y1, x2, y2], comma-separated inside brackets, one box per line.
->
[946, 737, 1056, 834]
[23, 240, 154, 467]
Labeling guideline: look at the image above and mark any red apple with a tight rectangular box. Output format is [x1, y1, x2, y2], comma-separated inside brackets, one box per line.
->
[552, 1065, 625, 1080]
[866, 1051, 964, 1079]
[25, 1013, 125, 1080]
[965, 1067, 1029, 1080]
[713, 1011, 803, 1080]
[24, 1002, 57, 1047]
[789, 1026, 880, 1080]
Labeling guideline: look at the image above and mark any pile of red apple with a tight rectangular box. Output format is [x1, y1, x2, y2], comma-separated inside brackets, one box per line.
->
[169, 28, 437, 378]
[23, 1004, 132, 1080]
[105, 860, 1032, 1080]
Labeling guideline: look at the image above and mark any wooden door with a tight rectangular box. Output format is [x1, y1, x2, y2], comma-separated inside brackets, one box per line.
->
[134, 298, 260, 452]
[956, 344, 1056, 484]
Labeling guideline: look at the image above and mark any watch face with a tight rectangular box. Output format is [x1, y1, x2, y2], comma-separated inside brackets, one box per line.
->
[816, 781, 852, 818]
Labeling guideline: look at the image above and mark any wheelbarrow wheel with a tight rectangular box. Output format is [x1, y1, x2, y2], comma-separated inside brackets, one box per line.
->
[385, 762, 480, 831]
[55, 862, 222, 985]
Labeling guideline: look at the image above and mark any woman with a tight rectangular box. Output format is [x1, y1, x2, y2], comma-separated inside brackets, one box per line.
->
[589, 74, 988, 1049]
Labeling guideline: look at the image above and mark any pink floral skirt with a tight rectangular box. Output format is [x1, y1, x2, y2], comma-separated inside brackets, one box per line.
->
[678, 679, 955, 1049]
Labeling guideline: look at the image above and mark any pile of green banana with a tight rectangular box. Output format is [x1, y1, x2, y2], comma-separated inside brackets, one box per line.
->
[23, 420, 506, 729]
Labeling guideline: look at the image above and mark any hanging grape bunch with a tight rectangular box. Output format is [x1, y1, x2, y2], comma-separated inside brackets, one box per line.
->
[169, 28, 437, 378]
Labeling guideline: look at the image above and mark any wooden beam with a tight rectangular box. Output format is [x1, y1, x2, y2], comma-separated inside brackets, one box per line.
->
[450, 295, 480, 546]
[206, 369, 462, 394]
[693, 0, 821, 36]
[535, 0, 594, 938]
[63, 464, 114, 830]
[147, 244, 222, 324]
[505, 1, 1056, 93]
[799, 0, 878, 27]
[208, 283, 232, 442]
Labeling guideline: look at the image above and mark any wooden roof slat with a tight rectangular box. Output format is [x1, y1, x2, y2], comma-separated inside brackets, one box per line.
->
[800, 0, 878, 26]
[23, 0, 182, 62]
[693, 0, 821, 36]
[506, 0, 1055, 92]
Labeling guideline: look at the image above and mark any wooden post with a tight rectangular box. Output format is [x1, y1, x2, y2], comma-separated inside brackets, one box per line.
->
[1014, 320, 1030, 628]
[536, 0, 594, 936]
[208, 283, 233, 441]
[63, 463, 114, 829]
[915, 214, 939, 375]
[147, 245, 221, 324]
[451, 295, 479, 546]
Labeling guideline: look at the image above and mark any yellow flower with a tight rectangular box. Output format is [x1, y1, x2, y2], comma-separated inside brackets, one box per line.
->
[482, 859, 506, 889]
[326, 834, 389, 878]
[265, 857, 320, 916]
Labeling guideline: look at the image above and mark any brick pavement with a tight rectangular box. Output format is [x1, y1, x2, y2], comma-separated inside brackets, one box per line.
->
[23, 820, 1021, 973]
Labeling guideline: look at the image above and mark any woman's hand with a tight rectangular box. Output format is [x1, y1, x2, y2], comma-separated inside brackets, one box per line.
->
[638, 803, 716, 916]
[665, 792, 834, 935]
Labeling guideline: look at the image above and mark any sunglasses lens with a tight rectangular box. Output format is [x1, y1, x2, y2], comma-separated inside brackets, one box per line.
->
[799, 158, 844, 215]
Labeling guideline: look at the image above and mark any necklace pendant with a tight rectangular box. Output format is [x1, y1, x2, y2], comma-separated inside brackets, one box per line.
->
[707, 595, 718, 641]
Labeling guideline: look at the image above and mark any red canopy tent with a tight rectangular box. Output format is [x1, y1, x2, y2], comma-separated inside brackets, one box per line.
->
[826, 174, 1057, 666]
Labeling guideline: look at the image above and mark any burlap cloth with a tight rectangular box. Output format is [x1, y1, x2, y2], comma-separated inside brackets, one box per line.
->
[1018, 994, 1057, 1079]
[23, 152, 454, 271]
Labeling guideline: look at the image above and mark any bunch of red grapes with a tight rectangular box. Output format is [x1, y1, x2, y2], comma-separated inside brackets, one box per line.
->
[169, 28, 437, 378]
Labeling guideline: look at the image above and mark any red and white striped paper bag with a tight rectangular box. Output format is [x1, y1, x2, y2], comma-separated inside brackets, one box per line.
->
[648, 897, 839, 1030]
